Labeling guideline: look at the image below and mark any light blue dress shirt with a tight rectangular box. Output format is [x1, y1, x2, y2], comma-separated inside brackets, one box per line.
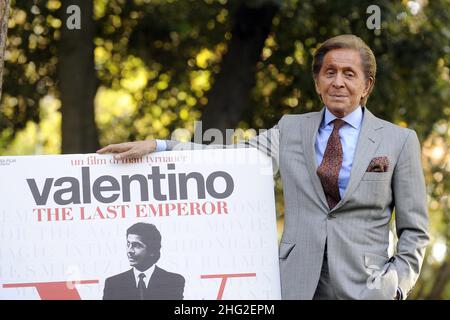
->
[155, 139, 167, 152]
[315, 106, 363, 199]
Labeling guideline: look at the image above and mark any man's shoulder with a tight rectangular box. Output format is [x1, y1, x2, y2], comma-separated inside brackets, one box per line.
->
[278, 111, 321, 127]
[155, 266, 185, 283]
[370, 112, 414, 140]
[281, 111, 320, 120]
[105, 269, 133, 284]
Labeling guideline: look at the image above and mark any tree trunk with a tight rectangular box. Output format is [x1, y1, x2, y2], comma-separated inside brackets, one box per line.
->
[0, 0, 10, 101]
[58, 0, 99, 153]
[200, 2, 278, 138]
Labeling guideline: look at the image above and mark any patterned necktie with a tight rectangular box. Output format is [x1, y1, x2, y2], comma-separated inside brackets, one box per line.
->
[317, 119, 345, 210]
[138, 273, 146, 300]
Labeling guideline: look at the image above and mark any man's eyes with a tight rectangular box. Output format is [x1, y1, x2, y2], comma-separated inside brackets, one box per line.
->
[325, 70, 355, 77]
[127, 242, 143, 249]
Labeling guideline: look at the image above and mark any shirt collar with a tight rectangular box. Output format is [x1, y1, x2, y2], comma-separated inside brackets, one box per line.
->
[323, 106, 363, 129]
[133, 264, 155, 287]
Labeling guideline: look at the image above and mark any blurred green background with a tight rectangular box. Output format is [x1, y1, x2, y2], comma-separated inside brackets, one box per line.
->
[0, 0, 449, 299]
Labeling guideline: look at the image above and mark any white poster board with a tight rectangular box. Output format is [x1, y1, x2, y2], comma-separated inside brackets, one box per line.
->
[0, 148, 281, 300]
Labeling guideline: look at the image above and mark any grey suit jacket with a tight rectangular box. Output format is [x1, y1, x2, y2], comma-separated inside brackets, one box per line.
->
[165, 107, 429, 300]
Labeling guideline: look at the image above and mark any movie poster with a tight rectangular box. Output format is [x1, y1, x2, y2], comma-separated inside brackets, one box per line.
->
[0, 148, 281, 300]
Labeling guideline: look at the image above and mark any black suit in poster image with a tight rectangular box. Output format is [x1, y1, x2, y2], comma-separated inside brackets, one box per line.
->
[103, 222, 185, 300]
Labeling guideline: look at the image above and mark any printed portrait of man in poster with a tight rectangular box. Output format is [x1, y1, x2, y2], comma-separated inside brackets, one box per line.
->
[103, 223, 185, 300]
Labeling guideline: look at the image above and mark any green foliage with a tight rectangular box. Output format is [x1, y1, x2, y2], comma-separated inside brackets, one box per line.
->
[2, 0, 449, 147]
[0, 0, 60, 150]
[94, 0, 230, 145]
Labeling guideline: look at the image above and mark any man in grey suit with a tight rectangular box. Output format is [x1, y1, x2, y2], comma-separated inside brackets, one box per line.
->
[98, 34, 429, 300]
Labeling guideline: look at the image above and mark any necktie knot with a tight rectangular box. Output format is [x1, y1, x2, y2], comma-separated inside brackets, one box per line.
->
[332, 118, 345, 130]
[138, 273, 146, 280]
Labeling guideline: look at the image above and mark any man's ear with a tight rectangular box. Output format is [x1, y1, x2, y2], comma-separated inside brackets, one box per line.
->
[314, 78, 323, 101]
[314, 78, 320, 95]
[363, 76, 374, 95]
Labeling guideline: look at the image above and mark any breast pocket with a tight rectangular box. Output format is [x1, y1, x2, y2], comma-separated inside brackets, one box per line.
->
[354, 176, 392, 209]
[361, 171, 391, 181]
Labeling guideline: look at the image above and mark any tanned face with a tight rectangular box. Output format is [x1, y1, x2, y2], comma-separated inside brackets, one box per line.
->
[315, 48, 373, 118]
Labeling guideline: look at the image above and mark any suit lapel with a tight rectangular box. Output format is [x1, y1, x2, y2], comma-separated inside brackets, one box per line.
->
[148, 265, 160, 288]
[146, 265, 161, 299]
[301, 108, 329, 211]
[330, 108, 384, 212]
[125, 268, 137, 288]
[125, 269, 140, 299]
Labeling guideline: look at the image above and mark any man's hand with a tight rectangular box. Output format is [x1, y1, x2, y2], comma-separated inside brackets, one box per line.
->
[96, 140, 156, 160]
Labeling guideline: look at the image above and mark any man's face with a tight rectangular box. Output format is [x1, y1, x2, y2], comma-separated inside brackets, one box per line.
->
[127, 234, 153, 270]
[314, 48, 372, 117]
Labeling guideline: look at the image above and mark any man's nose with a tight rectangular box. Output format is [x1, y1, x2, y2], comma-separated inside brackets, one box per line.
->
[332, 72, 345, 88]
